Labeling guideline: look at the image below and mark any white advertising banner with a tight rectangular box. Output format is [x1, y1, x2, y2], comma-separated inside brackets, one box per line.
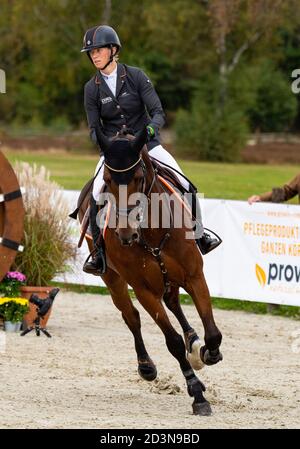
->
[202, 199, 300, 306]
[56, 191, 300, 306]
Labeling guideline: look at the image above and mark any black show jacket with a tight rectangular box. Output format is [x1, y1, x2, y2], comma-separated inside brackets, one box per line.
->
[84, 63, 165, 152]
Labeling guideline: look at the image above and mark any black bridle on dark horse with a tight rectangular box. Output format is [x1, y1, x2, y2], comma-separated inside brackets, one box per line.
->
[104, 152, 173, 294]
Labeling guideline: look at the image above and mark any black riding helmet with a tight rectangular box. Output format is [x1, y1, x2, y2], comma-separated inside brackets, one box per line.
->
[81, 25, 121, 69]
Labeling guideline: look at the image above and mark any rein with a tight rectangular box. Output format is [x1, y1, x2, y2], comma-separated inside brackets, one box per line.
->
[106, 155, 173, 294]
[139, 162, 173, 294]
[140, 231, 171, 294]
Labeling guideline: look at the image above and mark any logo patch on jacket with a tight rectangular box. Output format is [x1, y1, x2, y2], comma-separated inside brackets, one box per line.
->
[101, 96, 113, 104]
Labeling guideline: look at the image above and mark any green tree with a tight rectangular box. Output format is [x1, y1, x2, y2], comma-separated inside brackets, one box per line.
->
[247, 62, 298, 132]
[1, 0, 300, 143]
[174, 76, 249, 161]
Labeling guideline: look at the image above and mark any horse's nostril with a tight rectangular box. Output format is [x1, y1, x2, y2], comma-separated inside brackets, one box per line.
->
[132, 233, 139, 241]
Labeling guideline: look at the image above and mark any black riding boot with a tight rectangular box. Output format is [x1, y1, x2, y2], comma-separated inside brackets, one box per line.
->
[196, 232, 222, 255]
[83, 195, 107, 275]
[189, 186, 222, 255]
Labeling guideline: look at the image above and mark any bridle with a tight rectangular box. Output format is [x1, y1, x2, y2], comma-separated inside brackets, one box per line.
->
[104, 151, 173, 294]
[104, 155, 156, 218]
[104, 157, 142, 173]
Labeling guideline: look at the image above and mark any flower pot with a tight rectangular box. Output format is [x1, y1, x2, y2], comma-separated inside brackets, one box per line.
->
[20, 286, 53, 329]
[4, 321, 22, 332]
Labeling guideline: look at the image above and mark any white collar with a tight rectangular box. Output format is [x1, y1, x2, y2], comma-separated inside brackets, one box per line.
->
[100, 65, 117, 78]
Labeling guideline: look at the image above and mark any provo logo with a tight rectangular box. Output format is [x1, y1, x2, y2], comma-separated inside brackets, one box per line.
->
[0, 69, 6, 93]
[268, 263, 300, 284]
[256, 263, 300, 286]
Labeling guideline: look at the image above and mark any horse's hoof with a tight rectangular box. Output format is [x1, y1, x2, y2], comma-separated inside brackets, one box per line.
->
[192, 400, 212, 416]
[200, 346, 223, 366]
[138, 360, 157, 381]
[186, 338, 205, 370]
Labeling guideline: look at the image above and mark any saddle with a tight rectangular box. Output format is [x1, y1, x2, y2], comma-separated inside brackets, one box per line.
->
[149, 157, 188, 195]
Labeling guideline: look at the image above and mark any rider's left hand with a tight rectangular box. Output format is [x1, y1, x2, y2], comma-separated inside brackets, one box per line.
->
[146, 124, 155, 139]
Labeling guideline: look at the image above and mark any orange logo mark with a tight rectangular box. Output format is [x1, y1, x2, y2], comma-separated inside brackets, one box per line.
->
[256, 264, 266, 287]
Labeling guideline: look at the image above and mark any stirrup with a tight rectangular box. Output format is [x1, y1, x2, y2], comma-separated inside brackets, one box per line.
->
[203, 227, 222, 243]
[83, 248, 107, 275]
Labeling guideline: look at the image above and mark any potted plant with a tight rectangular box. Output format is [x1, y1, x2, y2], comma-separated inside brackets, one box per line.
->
[0, 271, 27, 297]
[0, 297, 29, 332]
[0, 271, 29, 331]
[12, 163, 77, 328]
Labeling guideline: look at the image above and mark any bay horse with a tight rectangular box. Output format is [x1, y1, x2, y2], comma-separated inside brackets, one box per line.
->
[77, 127, 223, 416]
[0, 150, 25, 281]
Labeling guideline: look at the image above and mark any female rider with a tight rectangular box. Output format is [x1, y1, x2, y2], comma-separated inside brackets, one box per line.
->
[81, 25, 221, 274]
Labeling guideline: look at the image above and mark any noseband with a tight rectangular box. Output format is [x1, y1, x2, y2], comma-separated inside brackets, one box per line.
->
[104, 157, 142, 173]
[104, 156, 156, 217]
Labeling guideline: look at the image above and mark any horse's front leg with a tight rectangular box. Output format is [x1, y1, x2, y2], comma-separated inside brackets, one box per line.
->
[184, 271, 223, 367]
[163, 286, 204, 370]
[103, 269, 157, 381]
[134, 286, 212, 416]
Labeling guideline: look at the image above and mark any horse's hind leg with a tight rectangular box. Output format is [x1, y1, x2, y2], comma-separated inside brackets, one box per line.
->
[185, 271, 223, 367]
[163, 286, 204, 370]
[102, 269, 157, 381]
[134, 287, 212, 416]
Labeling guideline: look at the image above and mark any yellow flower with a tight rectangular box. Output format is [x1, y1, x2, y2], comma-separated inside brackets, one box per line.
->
[0, 297, 28, 305]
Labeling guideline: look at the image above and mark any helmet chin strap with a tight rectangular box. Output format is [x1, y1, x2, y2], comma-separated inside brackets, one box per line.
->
[99, 45, 115, 71]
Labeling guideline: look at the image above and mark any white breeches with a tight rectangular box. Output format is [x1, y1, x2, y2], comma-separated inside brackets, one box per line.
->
[92, 144, 190, 202]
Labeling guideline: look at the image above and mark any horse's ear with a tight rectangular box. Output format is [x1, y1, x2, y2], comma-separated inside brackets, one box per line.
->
[94, 124, 110, 154]
[131, 127, 148, 156]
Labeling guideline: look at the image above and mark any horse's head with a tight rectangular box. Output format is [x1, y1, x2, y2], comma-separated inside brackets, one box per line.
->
[95, 126, 149, 246]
